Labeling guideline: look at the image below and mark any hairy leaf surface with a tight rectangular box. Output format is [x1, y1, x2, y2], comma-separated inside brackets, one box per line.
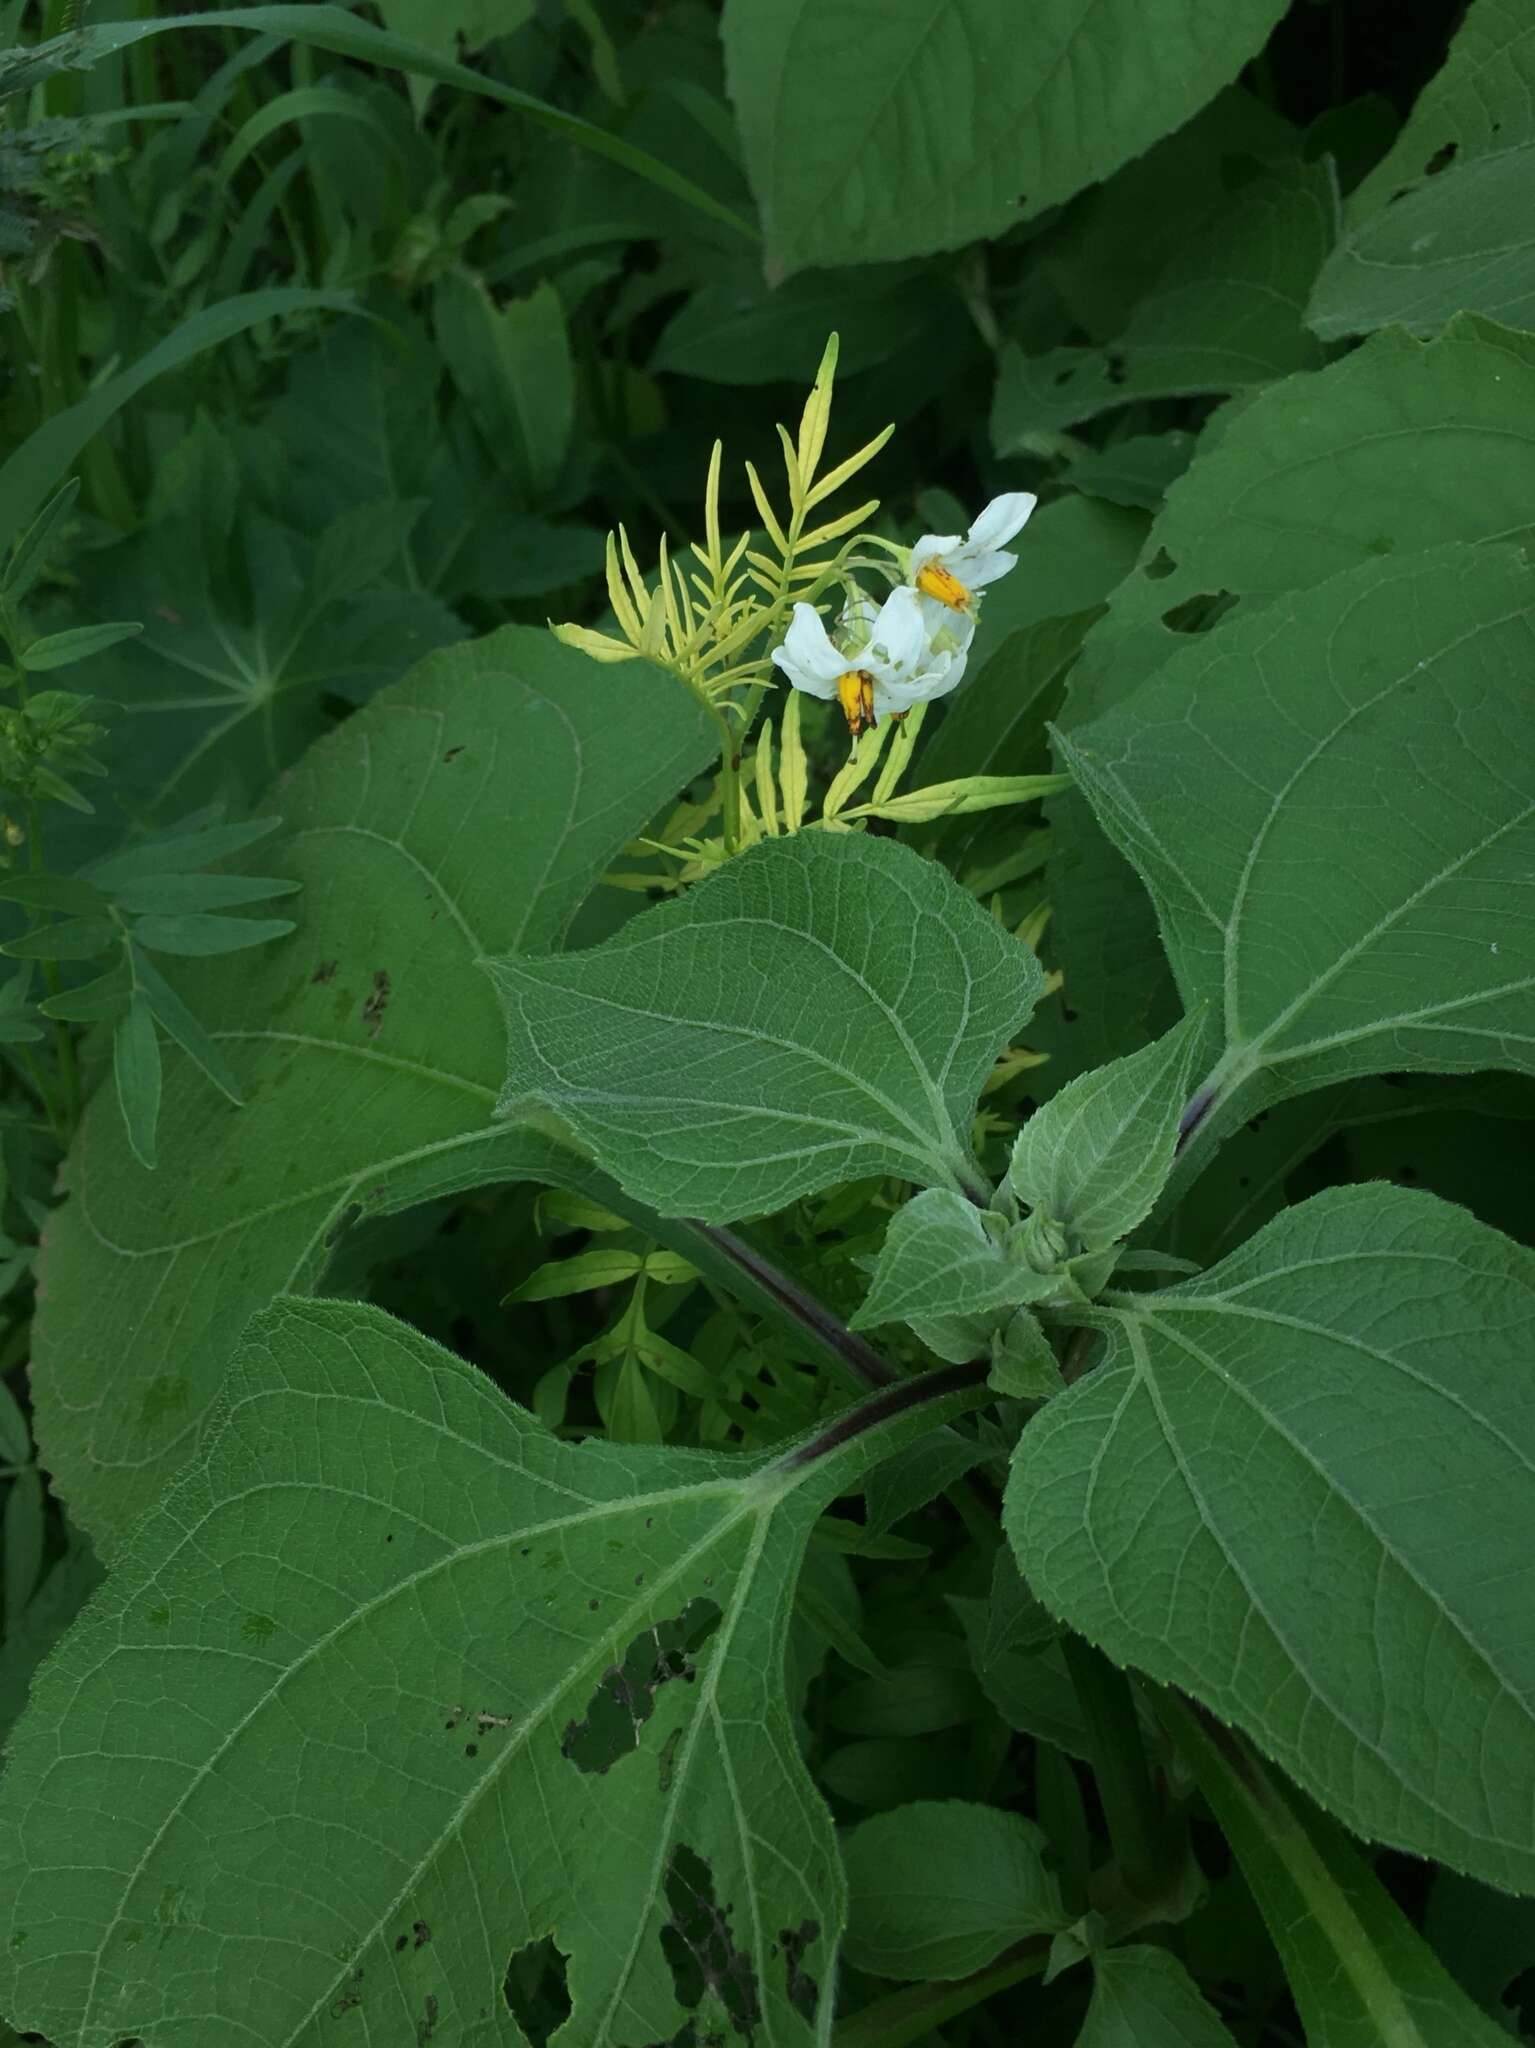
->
[1008, 1185, 1535, 1892]
[31, 630, 715, 1554]
[1059, 545, 1535, 1133]
[490, 834, 1044, 1221]
[722, 0, 1286, 273]
[0, 1300, 985, 2046]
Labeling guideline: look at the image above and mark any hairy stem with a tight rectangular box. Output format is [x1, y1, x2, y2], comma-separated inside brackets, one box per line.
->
[696, 1222, 899, 1389]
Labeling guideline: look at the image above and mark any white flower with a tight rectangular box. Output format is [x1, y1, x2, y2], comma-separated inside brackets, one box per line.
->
[909, 491, 1037, 618]
[771, 585, 969, 736]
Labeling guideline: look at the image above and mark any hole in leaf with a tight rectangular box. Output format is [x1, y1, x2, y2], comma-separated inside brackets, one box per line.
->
[778, 1920, 821, 2023]
[660, 1844, 763, 2040]
[1424, 140, 1457, 175]
[561, 1598, 722, 1774]
[1143, 548, 1177, 581]
[503, 1934, 572, 2047]
[1160, 590, 1236, 635]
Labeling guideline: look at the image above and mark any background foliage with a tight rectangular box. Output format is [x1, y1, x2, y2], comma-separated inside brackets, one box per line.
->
[0, 1, 1533, 2044]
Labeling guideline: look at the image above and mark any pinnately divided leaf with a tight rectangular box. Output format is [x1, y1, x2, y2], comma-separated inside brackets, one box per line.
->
[1058, 544, 1535, 1143]
[488, 834, 1045, 1222]
[1007, 1183, 1535, 1893]
[0, 1298, 986, 2048]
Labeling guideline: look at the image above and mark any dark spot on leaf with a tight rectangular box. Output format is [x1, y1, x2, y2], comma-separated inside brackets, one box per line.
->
[1104, 351, 1128, 386]
[413, 1920, 431, 1948]
[443, 745, 464, 762]
[588, 1598, 600, 1611]
[385, 1533, 394, 1543]
[311, 960, 337, 984]
[1424, 140, 1457, 175]
[658, 1726, 683, 1795]
[395, 1933, 409, 1953]
[140, 1375, 188, 1427]
[330, 1965, 365, 2018]
[241, 1613, 275, 1641]
[779, 1922, 820, 2023]
[503, 1934, 571, 2046]
[562, 1599, 722, 1773]
[660, 1844, 762, 2042]
[416, 1991, 439, 2044]
[1052, 364, 1077, 387]
[464, 1742, 478, 1758]
[1060, 1005, 1079, 1024]
[1143, 548, 1177, 582]
[362, 969, 391, 1037]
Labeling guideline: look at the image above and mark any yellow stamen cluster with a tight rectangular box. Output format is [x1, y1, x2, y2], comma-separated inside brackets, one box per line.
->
[836, 669, 876, 736]
[916, 561, 971, 609]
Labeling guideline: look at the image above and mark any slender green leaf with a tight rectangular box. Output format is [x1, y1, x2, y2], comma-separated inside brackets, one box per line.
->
[112, 995, 162, 1171]
[19, 621, 141, 672]
[1, 478, 78, 603]
[130, 912, 297, 957]
[1007, 1184, 1535, 1892]
[490, 834, 1044, 1222]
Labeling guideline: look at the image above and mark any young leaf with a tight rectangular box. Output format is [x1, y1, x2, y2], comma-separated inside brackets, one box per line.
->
[488, 834, 1044, 1221]
[722, 0, 1287, 273]
[1007, 1011, 1205, 1250]
[850, 1189, 1054, 1341]
[842, 1801, 1066, 1982]
[0, 1297, 986, 2047]
[1059, 546, 1535, 1143]
[1163, 1697, 1514, 2048]
[18, 621, 141, 672]
[29, 629, 717, 1555]
[1076, 1945, 1239, 2047]
[1007, 1183, 1535, 1892]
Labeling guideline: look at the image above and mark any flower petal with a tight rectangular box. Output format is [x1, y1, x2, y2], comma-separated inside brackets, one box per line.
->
[774, 602, 846, 691]
[966, 491, 1037, 553]
[874, 653, 963, 717]
[862, 585, 929, 679]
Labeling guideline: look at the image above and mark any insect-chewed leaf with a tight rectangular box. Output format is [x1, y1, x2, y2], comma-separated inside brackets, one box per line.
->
[0, 1298, 984, 2048]
[1007, 1183, 1535, 1893]
[487, 833, 1044, 1222]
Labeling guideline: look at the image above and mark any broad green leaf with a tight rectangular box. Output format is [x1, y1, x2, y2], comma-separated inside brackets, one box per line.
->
[842, 1801, 1065, 1982]
[1077, 1945, 1238, 2047]
[722, 0, 1286, 274]
[1308, 146, 1535, 339]
[0, 1296, 986, 2047]
[1068, 316, 1535, 720]
[29, 629, 716, 1554]
[918, 610, 1096, 793]
[1007, 1183, 1535, 1892]
[1063, 432, 1196, 511]
[0, 290, 355, 555]
[1350, 0, 1535, 221]
[1163, 1697, 1513, 2047]
[850, 1189, 1053, 1360]
[1059, 545, 1535, 1141]
[1008, 1012, 1204, 1250]
[968, 495, 1146, 679]
[489, 834, 1044, 1221]
[651, 262, 939, 384]
[376, 0, 529, 66]
[993, 165, 1334, 440]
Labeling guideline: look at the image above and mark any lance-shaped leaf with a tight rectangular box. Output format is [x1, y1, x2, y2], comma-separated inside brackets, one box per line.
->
[0, 1298, 986, 2048]
[1006, 1183, 1535, 1893]
[1008, 1011, 1204, 1250]
[30, 629, 717, 1555]
[850, 1189, 1054, 1345]
[1077, 1946, 1239, 2048]
[489, 834, 1044, 1222]
[1058, 545, 1535, 1141]
[842, 1802, 1066, 1982]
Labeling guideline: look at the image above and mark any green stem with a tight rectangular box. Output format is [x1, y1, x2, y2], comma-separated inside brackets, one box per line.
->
[1061, 1633, 1174, 1904]
[832, 1943, 1048, 2048]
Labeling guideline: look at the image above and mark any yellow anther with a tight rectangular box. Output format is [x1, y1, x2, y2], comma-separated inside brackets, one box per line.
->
[916, 561, 971, 610]
[836, 669, 876, 735]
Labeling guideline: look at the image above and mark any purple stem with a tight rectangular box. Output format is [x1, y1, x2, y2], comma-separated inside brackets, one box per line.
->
[694, 1222, 898, 1391]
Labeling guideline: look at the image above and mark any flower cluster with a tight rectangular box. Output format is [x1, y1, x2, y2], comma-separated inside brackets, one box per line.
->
[770, 493, 1036, 735]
